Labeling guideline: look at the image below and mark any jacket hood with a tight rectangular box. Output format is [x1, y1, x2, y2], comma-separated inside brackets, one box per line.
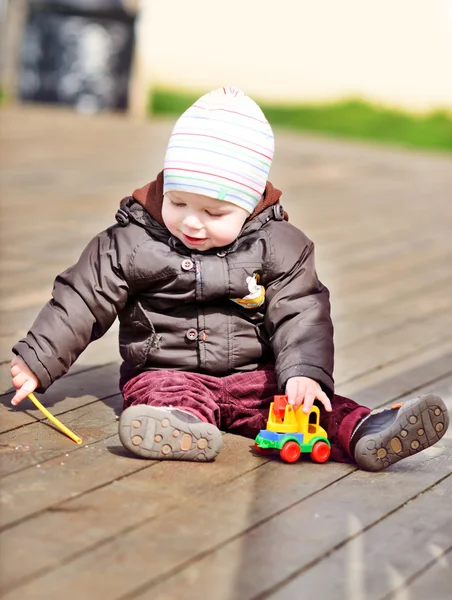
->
[131, 171, 287, 226]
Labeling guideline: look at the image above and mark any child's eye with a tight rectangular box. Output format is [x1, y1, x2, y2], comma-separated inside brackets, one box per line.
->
[205, 211, 223, 217]
[171, 201, 186, 207]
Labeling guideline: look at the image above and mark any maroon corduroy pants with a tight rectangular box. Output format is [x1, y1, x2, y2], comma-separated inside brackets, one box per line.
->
[121, 366, 370, 463]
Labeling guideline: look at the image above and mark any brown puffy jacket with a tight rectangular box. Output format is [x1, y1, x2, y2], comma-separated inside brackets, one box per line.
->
[13, 173, 335, 396]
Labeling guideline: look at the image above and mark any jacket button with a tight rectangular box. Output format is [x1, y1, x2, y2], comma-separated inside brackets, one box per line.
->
[185, 328, 198, 341]
[181, 259, 194, 271]
[216, 251, 227, 258]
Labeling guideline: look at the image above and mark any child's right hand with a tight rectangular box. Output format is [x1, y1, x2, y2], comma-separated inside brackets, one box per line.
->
[10, 356, 40, 406]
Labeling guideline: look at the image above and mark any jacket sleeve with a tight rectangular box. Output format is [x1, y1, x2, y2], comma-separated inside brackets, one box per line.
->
[12, 228, 130, 391]
[264, 223, 334, 396]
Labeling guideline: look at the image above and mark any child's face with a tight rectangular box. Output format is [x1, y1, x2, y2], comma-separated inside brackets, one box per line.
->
[162, 191, 249, 251]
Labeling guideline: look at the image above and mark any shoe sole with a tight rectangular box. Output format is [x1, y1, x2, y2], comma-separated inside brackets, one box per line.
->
[354, 394, 449, 472]
[118, 405, 223, 461]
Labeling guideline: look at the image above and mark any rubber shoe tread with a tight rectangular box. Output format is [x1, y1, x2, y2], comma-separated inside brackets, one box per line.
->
[353, 394, 449, 471]
[119, 405, 222, 461]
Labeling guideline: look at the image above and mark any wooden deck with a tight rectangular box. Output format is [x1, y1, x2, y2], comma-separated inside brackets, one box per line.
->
[0, 105, 451, 600]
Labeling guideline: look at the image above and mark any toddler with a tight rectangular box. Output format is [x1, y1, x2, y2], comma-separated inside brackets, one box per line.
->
[10, 87, 449, 470]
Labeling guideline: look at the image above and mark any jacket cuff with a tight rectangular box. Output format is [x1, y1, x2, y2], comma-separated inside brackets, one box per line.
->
[278, 364, 334, 399]
[12, 341, 53, 392]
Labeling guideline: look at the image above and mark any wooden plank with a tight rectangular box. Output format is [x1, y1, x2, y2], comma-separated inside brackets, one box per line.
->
[319, 217, 450, 259]
[0, 394, 122, 477]
[0, 459, 354, 599]
[4, 431, 452, 600]
[324, 234, 450, 286]
[0, 305, 41, 338]
[338, 340, 452, 408]
[327, 246, 452, 296]
[333, 279, 452, 333]
[0, 434, 275, 595]
[0, 361, 121, 433]
[389, 548, 452, 600]
[0, 433, 147, 530]
[310, 192, 451, 243]
[359, 366, 452, 414]
[263, 475, 452, 600]
[335, 308, 452, 386]
[319, 231, 452, 289]
[0, 265, 68, 306]
[397, 374, 452, 414]
[125, 446, 452, 600]
[334, 277, 452, 351]
[341, 353, 452, 414]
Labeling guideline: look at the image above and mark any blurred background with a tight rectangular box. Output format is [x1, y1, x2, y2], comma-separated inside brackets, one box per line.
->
[1, 0, 451, 149]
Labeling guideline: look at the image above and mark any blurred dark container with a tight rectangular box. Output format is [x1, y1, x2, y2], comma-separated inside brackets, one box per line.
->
[18, 0, 136, 112]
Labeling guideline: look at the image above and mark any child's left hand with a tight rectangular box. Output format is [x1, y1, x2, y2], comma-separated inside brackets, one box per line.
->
[285, 376, 332, 413]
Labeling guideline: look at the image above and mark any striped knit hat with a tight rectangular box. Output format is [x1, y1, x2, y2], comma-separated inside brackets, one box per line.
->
[163, 86, 274, 213]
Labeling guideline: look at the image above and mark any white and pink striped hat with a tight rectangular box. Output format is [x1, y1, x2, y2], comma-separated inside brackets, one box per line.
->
[163, 86, 274, 213]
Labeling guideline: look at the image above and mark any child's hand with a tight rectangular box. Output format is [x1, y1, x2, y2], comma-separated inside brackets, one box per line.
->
[10, 356, 40, 406]
[285, 376, 332, 413]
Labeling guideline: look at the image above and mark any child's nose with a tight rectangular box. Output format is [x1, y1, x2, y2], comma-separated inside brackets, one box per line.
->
[183, 214, 203, 230]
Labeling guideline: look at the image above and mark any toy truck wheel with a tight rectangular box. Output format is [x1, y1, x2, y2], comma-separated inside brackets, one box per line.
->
[280, 441, 301, 463]
[310, 441, 331, 463]
[254, 443, 273, 456]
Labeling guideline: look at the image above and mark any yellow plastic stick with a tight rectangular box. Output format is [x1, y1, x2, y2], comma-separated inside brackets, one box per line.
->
[27, 393, 82, 444]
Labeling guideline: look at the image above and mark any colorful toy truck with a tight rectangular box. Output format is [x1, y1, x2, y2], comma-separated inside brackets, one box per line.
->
[254, 395, 331, 463]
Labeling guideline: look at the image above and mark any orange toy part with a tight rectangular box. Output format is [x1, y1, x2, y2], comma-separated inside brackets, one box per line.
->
[273, 395, 289, 419]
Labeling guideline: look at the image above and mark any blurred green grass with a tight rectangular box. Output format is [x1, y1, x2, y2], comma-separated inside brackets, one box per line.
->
[150, 88, 452, 152]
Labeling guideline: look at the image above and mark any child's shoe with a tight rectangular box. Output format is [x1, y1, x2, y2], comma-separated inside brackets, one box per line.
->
[350, 395, 449, 471]
[119, 405, 222, 461]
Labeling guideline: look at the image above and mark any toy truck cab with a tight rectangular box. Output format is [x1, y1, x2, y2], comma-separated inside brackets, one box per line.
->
[254, 395, 331, 464]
